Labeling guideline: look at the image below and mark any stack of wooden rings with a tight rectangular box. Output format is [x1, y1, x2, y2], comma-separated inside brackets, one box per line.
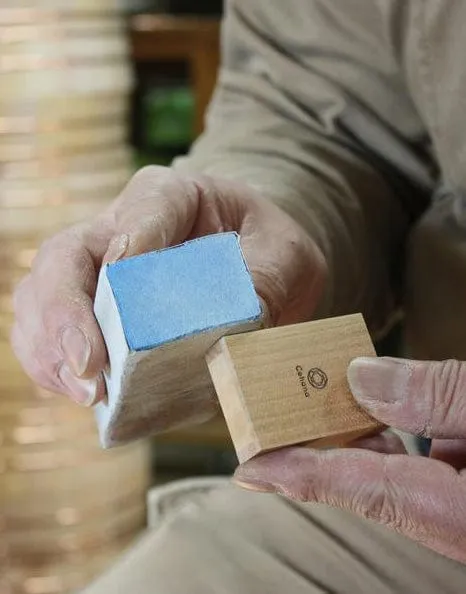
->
[1, 3, 150, 593]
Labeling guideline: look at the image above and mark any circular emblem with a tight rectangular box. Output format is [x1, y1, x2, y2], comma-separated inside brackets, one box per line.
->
[307, 367, 328, 390]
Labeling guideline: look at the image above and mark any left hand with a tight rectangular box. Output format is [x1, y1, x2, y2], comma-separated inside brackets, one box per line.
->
[233, 356, 466, 563]
[10, 167, 326, 410]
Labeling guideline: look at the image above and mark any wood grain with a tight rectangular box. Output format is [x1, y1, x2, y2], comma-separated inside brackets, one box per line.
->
[206, 313, 383, 463]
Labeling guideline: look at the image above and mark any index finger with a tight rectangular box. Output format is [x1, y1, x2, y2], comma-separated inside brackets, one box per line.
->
[234, 447, 466, 563]
[12, 219, 114, 403]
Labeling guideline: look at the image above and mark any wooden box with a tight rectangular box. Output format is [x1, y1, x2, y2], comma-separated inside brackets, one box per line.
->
[206, 313, 382, 463]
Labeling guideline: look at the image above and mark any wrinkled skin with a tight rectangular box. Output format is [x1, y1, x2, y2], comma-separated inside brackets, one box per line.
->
[13, 165, 465, 563]
[235, 356, 466, 564]
[11, 166, 326, 412]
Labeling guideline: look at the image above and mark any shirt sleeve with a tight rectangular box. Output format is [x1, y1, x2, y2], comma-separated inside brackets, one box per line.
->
[173, 0, 436, 337]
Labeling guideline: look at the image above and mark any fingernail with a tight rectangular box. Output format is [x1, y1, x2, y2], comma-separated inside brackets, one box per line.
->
[103, 234, 129, 264]
[61, 326, 91, 377]
[58, 364, 104, 407]
[347, 356, 412, 407]
[232, 477, 276, 494]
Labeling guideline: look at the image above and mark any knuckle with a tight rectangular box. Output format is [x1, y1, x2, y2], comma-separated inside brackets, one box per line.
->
[133, 164, 168, 183]
[419, 360, 466, 437]
[113, 167, 200, 247]
[40, 303, 62, 339]
[291, 480, 314, 502]
[300, 453, 332, 504]
[131, 165, 196, 201]
[190, 173, 215, 200]
[129, 165, 178, 199]
[358, 458, 414, 533]
[31, 230, 72, 273]
[361, 489, 400, 527]
[28, 332, 61, 380]
[41, 293, 86, 337]
[432, 359, 464, 397]
[115, 166, 176, 217]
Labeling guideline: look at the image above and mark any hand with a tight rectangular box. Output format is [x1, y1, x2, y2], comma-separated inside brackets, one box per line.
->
[234, 356, 466, 563]
[11, 166, 327, 417]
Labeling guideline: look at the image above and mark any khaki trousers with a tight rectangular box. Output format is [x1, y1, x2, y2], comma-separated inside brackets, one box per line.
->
[81, 477, 465, 594]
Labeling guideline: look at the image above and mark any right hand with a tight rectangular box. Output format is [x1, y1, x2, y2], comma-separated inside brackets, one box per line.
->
[234, 356, 466, 563]
[11, 166, 327, 424]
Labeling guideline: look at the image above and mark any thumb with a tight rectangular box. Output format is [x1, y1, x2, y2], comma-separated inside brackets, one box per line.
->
[102, 166, 200, 263]
[347, 357, 466, 439]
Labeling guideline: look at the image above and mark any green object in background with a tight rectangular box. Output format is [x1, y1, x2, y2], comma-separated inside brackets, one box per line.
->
[144, 86, 195, 149]
[134, 151, 173, 169]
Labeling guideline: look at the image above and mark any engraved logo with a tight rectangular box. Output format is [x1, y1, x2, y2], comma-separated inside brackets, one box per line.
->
[295, 365, 328, 397]
[307, 367, 328, 390]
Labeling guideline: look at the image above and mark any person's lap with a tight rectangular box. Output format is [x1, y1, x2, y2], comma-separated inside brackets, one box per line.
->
[81, 478, 466, 594]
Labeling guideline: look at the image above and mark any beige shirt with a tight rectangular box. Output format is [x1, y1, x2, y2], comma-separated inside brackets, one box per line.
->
[174, 0, 466, 358]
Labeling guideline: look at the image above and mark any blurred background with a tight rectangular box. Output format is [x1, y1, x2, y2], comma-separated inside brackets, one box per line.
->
[0, 2, 237, 593]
